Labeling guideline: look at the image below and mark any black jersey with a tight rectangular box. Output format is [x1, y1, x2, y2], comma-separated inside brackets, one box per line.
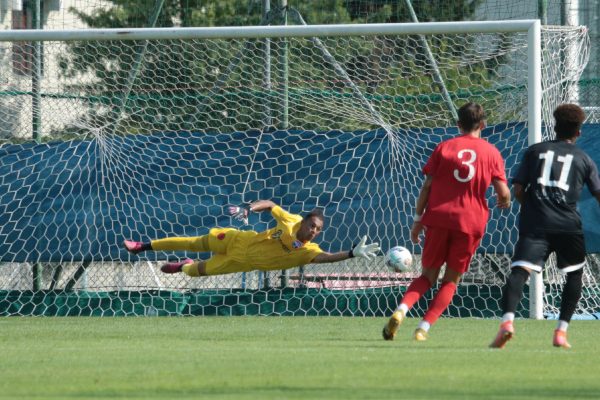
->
[513, 140, 600, 233]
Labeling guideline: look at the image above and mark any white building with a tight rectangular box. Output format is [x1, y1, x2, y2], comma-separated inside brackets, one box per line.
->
[0, 0, 110, 141]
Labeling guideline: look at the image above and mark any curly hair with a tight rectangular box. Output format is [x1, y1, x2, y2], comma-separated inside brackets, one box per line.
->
[554, 104, 585, 139]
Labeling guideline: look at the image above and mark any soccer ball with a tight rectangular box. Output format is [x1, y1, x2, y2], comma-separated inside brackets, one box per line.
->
[385, 246, 413, 273]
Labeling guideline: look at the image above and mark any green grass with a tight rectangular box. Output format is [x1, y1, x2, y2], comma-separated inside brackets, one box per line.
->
[0, 317, 599, 400]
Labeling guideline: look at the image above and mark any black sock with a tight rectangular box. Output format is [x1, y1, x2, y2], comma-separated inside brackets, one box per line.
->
[141, 242, 153, 251]
[501, 267, 530, 314]
[559, 269, 583, 323]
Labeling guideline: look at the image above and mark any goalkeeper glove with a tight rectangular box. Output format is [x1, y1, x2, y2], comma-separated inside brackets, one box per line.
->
[349, 236, 380, 261]
[227, 205, 250, 225]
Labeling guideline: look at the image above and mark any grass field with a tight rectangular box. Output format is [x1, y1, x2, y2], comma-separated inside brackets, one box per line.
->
[1, 317, 599, 400]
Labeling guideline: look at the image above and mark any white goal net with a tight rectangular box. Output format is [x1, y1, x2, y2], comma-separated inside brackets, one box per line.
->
[0, 22, 596, 318]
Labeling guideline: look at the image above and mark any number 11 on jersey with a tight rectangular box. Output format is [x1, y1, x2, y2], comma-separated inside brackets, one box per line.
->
[537, 150, 573, 191]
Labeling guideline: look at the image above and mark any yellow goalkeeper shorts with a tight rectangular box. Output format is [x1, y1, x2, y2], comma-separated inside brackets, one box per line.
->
[204, 227, 254, 275]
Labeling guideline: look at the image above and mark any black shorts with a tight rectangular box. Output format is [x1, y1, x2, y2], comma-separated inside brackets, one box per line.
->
[511, 231, 586, 273]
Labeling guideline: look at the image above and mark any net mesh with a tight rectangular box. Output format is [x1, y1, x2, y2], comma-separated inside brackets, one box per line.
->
[0, 23, 596, 317]
[2, 1, 598, 125]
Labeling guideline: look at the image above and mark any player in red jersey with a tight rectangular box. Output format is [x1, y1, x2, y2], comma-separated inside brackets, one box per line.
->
[383, 102, 511, 341]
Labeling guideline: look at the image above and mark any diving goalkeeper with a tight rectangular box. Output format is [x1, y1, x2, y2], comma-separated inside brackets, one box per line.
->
[123, 200, 380, 277]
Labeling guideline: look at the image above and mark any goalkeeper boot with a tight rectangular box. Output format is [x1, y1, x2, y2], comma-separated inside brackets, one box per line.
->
[414, 328, 428, 342]
[160, 258, 194, 274]
[489, 321, 514, 349]
[382, 310, 405, 341]
[123, 240, 145, 254]
[553, 329, 571, 349]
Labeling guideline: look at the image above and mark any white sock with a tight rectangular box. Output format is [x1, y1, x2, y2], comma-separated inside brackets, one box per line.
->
[556, 320, 569, 332]
[417, 320, 431, 332]
[396, 303, 409, 315]
[501, 312, 515, 324]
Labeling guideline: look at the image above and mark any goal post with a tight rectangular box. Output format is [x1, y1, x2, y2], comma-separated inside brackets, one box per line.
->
[0, 21, 593, 319]
[527, 19, 545, 320]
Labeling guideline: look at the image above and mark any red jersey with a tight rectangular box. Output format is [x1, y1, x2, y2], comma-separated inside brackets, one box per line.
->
[421, 134, 507, 236]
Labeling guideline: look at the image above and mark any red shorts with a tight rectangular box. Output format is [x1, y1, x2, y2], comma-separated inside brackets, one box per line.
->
[421, 226, 482, 274]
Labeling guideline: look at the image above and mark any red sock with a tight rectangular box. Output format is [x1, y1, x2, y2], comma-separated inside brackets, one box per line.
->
[401, 276, 432, 309]
[423, 281, 457, 325]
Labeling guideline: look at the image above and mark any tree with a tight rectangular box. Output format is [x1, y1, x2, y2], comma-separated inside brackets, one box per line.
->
[55, 0, 496, 138]
[344, 0, 483, 23]
[56, 0, 368, 137]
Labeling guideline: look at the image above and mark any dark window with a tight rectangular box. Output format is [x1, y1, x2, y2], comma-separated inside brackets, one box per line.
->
[12, 1, 44, 76]
[12, 5, 33, 76]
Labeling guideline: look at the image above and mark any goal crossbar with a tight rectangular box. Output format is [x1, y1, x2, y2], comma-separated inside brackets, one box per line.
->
[0, 20, 541, 41]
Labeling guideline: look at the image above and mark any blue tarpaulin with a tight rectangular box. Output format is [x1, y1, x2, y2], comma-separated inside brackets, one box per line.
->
[0, 123, 598, 263]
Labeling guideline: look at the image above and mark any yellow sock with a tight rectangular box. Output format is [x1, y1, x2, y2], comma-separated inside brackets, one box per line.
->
[151, 235, 209, 252]
[182, 262, 200, 277]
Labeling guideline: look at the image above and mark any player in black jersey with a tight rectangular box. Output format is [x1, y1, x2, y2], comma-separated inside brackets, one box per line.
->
[490, 104, 600, 349]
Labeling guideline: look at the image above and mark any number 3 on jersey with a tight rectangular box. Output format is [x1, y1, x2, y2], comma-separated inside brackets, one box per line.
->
[537, 150, 573, 191]
[454, 149, 476, 182]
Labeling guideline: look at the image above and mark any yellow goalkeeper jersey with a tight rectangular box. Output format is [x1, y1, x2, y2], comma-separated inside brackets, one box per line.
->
[238, 205, 323, 270]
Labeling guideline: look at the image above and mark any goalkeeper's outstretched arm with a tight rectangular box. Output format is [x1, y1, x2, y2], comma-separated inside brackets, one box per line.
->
[227, 200, 277, 223]
[312, 236, 380, 263]
[248, 200, 277, 213]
